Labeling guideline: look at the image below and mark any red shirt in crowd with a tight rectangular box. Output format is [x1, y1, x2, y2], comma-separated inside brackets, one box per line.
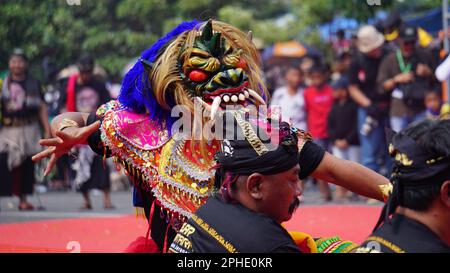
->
[304, 84, 334, 139]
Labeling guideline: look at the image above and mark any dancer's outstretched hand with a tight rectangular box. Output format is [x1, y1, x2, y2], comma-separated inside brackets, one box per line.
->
[32, 121, 101, 176]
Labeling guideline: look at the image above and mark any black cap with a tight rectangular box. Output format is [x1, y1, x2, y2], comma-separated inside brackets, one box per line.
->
[399, 25, 417, 43]
[10, 48, 28, 61]
[383, 10, 402, 30]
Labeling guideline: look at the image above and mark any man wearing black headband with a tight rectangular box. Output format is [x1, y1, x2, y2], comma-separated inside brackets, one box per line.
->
[169, 112, 358, 253]
[169, 112, 304, 253]
[357, 119, 450, 253]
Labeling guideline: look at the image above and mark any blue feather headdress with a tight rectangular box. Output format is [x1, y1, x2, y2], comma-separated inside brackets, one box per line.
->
[118, 20, 202, 132]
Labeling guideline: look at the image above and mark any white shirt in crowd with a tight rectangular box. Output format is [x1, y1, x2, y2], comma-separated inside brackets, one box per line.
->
[269, 86, 307, 131]
[435, 54, 450, 82]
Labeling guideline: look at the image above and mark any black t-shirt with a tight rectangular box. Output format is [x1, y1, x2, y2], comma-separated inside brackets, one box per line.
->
[348, 48, 391, 103]
[298, 140, 325, 179]
[1, 75, 43, 122]
[60, 76, 111, 113]
[359, 214, 450, 253]
[43, 80, 65, 117]
[327, 100, 359, 145]
[169, 195, 301, 253]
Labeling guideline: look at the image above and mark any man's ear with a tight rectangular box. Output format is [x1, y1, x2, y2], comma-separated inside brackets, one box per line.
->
[440, 181, 450, 208]
[246, 173, 264, 200]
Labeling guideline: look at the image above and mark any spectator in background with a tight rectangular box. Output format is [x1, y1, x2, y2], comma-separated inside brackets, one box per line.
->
[377, 25, 437, 132]
[263, 63, 284, 95]
[60, 53, 114, 210]
[328, 78, 360, 202]
[348, 25, 391, 176]
[42, 57, 63, 119]
[0, 49, 51, 210]
[270, 66, 307, 131]
[41, 57, 70, 191]
[331, 51, 352, 82]
[332, 29, 351, 57]
[299, 57, 315, 86]
[382, 10, 434, 50]
[348, 30, 359, 57]
[424, 89, 443, 120]
[435, 53, 450, 82]
[304, 64, 334, 201]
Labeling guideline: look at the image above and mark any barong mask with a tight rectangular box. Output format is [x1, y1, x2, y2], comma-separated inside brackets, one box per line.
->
[107, 20, 270, 222]
[177, 20, 266, 119]
[121, 19, 267, 124]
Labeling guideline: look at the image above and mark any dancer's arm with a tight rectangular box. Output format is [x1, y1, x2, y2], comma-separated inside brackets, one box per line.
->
[49, 112, 89, 137]
[311, 152, 389, 202]
[32, 112, 100, 175]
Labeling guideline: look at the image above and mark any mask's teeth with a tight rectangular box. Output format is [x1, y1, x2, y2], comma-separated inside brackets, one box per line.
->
[196, 97, 211, 111]
[231, 95, 238, 103]
[238, 93, 245, 101]
[222, 94, 230, 102]
[244, 90, 249, 98]
[247, 88, 266, 105]
[210, 96, 222, 119]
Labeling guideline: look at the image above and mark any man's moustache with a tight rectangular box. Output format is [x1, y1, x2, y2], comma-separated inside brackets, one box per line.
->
[288, 197, 300, 214]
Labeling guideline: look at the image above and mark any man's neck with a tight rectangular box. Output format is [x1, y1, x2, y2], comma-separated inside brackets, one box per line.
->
[287, 86, 298, 96]
[10, 73, 26, 81]
[77, 76, 86, 85]
[314, 84, 325, 91]
[401, 51, 413, 59]
[397, 206, 450, 246]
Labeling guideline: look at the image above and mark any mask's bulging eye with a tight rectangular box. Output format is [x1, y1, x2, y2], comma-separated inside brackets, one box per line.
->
[188, 69, 209, 82]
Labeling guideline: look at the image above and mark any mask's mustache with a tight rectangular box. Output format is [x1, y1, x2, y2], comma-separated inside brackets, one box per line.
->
[288, 197, 300, 214]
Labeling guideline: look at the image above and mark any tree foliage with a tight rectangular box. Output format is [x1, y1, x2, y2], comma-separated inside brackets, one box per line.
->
[0, 0, 438, 80]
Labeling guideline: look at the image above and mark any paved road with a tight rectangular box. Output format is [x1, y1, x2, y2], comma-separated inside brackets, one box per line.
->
[0, 183, 382, 224]
[0, 189, 134, 224]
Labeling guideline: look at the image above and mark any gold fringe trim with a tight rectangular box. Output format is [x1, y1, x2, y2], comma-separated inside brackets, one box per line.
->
[135, 207, 147, 219]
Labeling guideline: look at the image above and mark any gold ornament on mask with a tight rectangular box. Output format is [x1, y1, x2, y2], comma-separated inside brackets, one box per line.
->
[394, 152, 413, 166]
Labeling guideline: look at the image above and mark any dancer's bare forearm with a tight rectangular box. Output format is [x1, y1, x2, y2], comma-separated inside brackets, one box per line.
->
[50, 112, 90, 137]
[311, 152, 389, 201]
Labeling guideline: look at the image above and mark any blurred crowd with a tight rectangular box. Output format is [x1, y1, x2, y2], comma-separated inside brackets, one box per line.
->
[0, 52, 127, 210]
[2, 11, 450, 210]
[265, 12, 450, 202]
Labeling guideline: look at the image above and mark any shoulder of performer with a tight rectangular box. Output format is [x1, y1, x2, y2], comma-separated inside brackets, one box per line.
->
[292, 127, 313, 153]
[95, 99, 122, 119]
